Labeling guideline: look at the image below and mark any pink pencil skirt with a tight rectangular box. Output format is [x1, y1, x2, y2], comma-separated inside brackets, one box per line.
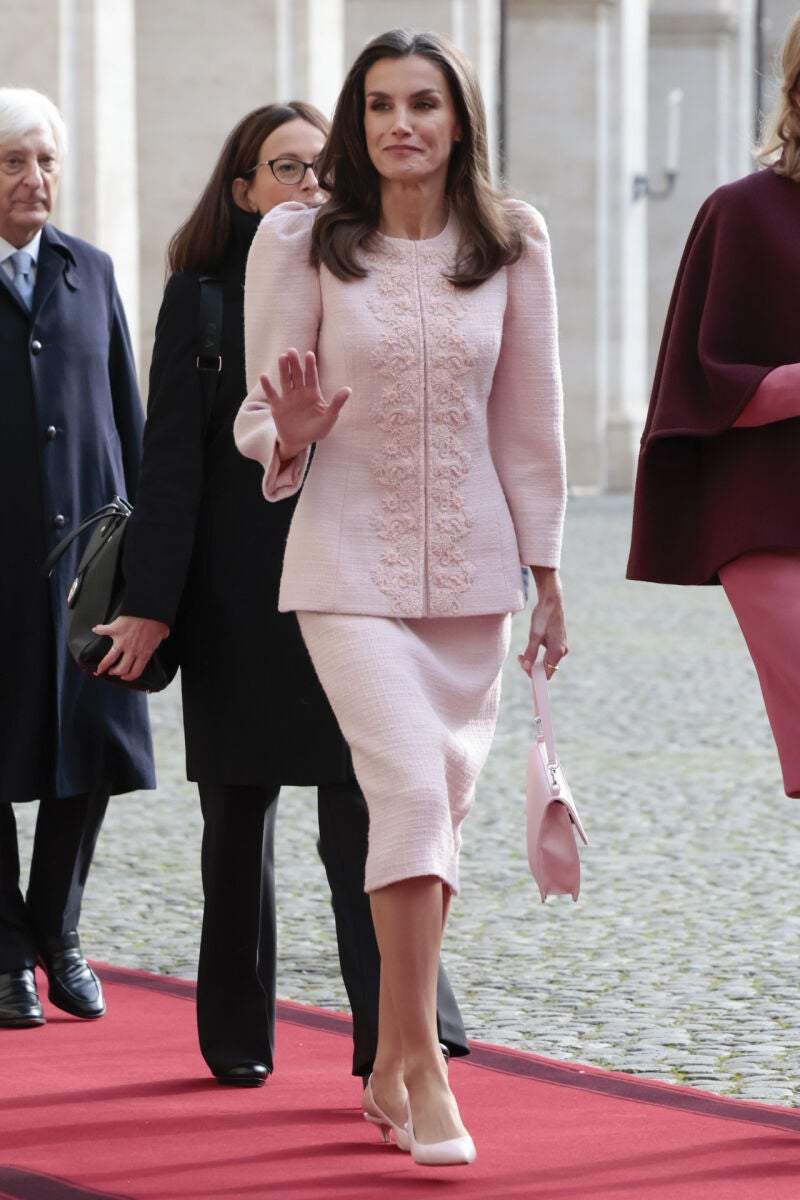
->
[297, 611, 511, 894]
[719, 550, 800, 799]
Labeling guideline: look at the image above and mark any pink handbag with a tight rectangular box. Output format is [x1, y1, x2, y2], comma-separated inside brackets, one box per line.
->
[526, 661, 588, 903]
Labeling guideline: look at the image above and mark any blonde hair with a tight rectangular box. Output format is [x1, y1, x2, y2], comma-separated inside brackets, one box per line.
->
[755, 12, 800, 179]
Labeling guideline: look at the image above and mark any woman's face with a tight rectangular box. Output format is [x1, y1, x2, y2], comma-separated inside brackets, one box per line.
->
[236, 118, 325, 217]
[363, 55, 462, 191]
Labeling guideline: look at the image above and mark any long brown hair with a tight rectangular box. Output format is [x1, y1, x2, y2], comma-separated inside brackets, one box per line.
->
[168, 101, 329, 275]
[755, 12, 800, 180]
[311, 28, 522, 289]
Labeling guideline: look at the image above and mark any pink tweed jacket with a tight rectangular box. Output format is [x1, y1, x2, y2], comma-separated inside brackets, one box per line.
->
[234, 199, 566, 618]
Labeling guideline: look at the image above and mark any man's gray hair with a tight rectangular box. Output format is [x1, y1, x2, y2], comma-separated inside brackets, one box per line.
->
[0, 87, 68, 158]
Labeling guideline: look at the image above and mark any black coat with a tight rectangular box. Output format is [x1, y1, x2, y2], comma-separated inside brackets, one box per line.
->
[0, 224, 155, 802]
[123, 210, 351, 785]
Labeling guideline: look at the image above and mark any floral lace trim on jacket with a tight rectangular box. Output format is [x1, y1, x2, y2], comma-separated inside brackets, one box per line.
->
[366, 243, 476, 615]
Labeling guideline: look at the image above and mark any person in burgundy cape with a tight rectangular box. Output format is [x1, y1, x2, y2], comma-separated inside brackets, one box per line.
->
[627, 12, 800, 800]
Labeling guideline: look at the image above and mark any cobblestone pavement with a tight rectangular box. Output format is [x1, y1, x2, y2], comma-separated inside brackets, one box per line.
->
[16, 494, 800, 1106]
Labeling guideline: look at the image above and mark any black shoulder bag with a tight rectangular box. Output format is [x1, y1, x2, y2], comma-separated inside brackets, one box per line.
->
[42, 277, 224, 693]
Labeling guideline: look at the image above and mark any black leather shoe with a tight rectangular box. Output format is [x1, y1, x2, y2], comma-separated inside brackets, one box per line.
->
[214, 1063, 269, 1088]
[37, 932, 105, 1019]
[0, 969, 45, 1028]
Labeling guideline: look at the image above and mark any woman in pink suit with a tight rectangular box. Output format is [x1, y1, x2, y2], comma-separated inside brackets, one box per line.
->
[235, 29, 567, 1166]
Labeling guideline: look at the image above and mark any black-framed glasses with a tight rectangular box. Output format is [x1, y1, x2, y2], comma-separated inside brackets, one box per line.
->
[247, 155, 322, 185]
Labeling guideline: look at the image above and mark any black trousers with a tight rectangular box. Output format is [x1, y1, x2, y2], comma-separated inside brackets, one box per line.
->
[0, 788, 109, 972]
[196, 780, 469, 1077]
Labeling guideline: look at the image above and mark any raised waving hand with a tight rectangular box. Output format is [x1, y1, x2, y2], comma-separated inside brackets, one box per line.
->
[262, 348, 350, 460]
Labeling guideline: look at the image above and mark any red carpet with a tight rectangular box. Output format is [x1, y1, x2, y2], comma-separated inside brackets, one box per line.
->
[1, 965, 799, 1199]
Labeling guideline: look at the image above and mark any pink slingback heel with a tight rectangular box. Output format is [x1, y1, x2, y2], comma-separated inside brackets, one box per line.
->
[362, 1074, 410, 1152]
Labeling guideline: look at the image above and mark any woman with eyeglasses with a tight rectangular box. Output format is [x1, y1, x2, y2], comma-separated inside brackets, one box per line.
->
[91, 100, 470, 1087]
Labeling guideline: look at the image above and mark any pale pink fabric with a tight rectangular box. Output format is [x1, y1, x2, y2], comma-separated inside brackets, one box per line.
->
[234, 200, 566, 619]
[297, 610, 511, 893]
[733, 363, 800, 427]
[719, 550, 800, 798]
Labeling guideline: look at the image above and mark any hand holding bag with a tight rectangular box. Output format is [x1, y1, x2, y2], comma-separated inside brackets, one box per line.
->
[526, 660, 588, 902]
[42, 496, 179, 693]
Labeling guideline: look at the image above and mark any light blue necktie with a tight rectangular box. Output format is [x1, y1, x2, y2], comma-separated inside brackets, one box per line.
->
[8, 250, 34, 309]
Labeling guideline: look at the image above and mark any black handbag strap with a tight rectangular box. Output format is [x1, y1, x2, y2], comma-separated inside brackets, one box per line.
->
[197, 275, 223, 429]
[42, 496, 131, 576]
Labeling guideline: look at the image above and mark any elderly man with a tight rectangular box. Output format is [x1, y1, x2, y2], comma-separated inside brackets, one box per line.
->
[0, 88, 155, 1027]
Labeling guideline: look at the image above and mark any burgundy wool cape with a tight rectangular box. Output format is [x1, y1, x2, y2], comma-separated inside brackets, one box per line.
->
[627, 167, 800, 585]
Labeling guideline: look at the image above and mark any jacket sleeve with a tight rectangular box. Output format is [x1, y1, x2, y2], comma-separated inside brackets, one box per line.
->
[487, 200, 567, 569]
[106, 259, 145, 502]
[121, 273, 205, 626]
[233, 202, 321, 501]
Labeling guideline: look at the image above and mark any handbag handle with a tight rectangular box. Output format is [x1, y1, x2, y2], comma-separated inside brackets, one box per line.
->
[41, 496, 132, 577]
[530, 660, 557, 765]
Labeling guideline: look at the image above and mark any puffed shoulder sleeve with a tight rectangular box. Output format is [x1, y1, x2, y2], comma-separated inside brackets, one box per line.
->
[233, 202, 321, 500]
[487, 199, 567, 569]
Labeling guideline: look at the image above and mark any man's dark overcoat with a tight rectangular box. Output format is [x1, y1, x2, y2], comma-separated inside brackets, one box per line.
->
[0, 223, 155, 802]
[627, 168, 800, 585]
[122, 209, 351, 784]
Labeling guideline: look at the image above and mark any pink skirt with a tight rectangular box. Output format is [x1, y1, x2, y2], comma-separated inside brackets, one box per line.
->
[297, 612, 511, 893]
[719, 550, 800, 798]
